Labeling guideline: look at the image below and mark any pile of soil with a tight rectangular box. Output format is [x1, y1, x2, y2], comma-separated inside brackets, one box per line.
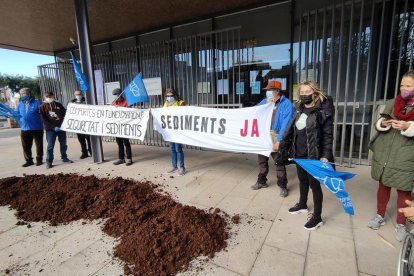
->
[0, 174, 228, 275]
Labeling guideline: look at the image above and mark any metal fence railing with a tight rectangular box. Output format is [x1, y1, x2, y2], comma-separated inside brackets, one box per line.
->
[296, 0, 414, 165]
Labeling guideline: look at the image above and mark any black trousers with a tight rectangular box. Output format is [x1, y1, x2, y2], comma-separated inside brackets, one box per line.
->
[296, 164, 323, 217]
[115, 137, 132, 159]
[257, 153, 288, 188]
[77, 133, 91, 154]
[20, 130, 44, 162]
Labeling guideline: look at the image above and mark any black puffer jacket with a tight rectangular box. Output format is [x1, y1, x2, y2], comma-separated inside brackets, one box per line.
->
[279, 96, 334, 163]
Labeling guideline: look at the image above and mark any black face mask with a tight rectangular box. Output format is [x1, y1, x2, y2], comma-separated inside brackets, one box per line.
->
[300, 94, 314, 105]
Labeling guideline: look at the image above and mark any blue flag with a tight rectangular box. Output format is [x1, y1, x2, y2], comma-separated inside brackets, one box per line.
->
[70, 53, 90, 94]
[293, 159, 356, 215]
[0, 102, 22, 126]
[123, 73, 149, 106]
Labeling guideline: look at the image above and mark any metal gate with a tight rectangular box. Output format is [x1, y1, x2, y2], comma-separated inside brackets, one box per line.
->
[297, 0, 414, 165]
[38, 27, 243, 146]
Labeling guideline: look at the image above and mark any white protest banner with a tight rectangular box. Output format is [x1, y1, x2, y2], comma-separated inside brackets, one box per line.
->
[151, 104, 274, 156]
[61, 103, 150, 141]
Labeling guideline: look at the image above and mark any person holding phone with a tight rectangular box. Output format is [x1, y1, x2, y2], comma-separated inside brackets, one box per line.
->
[368, 70, 414, 241]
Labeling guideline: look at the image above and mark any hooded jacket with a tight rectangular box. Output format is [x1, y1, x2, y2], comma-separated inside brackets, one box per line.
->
[370, 99, 414, 191]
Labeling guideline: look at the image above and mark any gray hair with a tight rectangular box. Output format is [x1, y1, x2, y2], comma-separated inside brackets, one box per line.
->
[19, 87, 31, 96]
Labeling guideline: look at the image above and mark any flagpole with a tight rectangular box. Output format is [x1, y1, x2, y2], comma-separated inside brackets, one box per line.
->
[111, 91, 125, 105]
[288, 158, 353, 168]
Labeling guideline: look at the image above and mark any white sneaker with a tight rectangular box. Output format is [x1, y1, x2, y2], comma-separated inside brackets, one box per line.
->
[167, 167, 177, 174]
[178, 168, 186, 176]
[395, 224, 407, 242]
[367, 214, 386, 230]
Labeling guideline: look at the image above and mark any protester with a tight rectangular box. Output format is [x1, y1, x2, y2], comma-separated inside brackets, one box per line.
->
[163, 88, 187, 176]
[251, 80, 294, 198]
[283, 81, 334, 231]
[39, 92, 73, 169]
[112, 88, 133, 166]
[17, 87, 44, 167]
[368, 70, 414, 241]
[71, 90, 91, 159]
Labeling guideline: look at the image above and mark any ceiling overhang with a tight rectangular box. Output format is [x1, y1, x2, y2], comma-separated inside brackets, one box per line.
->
[0, 0, 280, 55]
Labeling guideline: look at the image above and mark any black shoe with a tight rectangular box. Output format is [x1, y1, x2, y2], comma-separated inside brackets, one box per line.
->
[22, 160, 34, 167]
[80, 153, 89, 159]
[279, 187, 288, 198]
[46, 163, 53, 169]
[250, 182, 269, 190]
[125, 159, 133, 166]
[304, 214, 323, 231]
[62, 158, 74, 164]
[288, 203, 308, 214]
[36, 160, 43, 166]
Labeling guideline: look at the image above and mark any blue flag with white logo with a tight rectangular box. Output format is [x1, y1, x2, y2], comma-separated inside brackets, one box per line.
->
[70, 53, 90, 94]
[123, 73, 149, 106]
[293, 159, 355, 215]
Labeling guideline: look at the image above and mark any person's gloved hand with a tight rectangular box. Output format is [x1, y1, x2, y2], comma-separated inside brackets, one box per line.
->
[54, 127, 61, 132]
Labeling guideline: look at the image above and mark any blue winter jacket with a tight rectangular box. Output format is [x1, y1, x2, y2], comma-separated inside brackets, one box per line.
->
[17, 98, 43, 131]
[258, 95, 294, 142]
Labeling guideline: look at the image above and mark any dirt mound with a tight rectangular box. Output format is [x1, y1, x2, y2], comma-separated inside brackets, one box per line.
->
[0, 174, 228, 275]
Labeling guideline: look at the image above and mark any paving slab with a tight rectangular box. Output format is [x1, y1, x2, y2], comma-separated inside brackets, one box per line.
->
[55, 237, 119, 276]
[211, 215, 272, 275]
[250, 245, 305, 276]
[305, 231, 358, 276]
[264, 206, 310, 256]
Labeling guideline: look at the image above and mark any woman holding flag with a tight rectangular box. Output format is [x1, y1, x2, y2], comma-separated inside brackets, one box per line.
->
[163, 88, 186, 176]
[285, 81, 334, 231]
[368, 70, 414, 242]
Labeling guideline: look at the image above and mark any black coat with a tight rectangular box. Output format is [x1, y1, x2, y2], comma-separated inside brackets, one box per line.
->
[71, 97, 86, 104]
[277, 96, 335, 164]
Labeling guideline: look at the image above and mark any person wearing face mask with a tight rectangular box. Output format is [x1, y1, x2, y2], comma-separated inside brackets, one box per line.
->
[163, 88, 187, 176]
[368, 70, 414, 242]
[112, 88, 133, 166]
[39, 92, 73, 169]
[71, 90, 92, 159]
[251, 80, 294, 197]
[17, 87, 44, 167]
[281, 81, 334, 231]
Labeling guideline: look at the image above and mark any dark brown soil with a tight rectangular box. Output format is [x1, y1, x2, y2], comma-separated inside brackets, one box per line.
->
[231, 215, 240, 224]
[0, 174, 228, 275]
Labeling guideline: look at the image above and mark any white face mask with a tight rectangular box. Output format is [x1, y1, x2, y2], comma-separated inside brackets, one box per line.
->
[45, 97, 54, 103]
[75, 95, 82, 101]
[266, 91, 274, 99]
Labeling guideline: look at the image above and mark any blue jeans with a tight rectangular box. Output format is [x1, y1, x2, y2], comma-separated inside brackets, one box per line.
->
[169, 142, 184, 169]
[46, 130, 68, 164]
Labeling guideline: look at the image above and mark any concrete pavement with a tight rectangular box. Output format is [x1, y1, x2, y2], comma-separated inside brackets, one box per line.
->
[0, 128, 403, 275]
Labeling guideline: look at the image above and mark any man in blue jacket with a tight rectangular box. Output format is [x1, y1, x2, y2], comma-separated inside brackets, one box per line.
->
[251, 81, 294, 197]
[17, 88, 44, 167]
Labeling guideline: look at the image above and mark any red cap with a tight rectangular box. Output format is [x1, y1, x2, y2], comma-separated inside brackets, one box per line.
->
[264, 80, 282, 90]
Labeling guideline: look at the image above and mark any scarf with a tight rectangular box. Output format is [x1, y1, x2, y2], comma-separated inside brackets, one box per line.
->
[394, 95, 414, 120]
